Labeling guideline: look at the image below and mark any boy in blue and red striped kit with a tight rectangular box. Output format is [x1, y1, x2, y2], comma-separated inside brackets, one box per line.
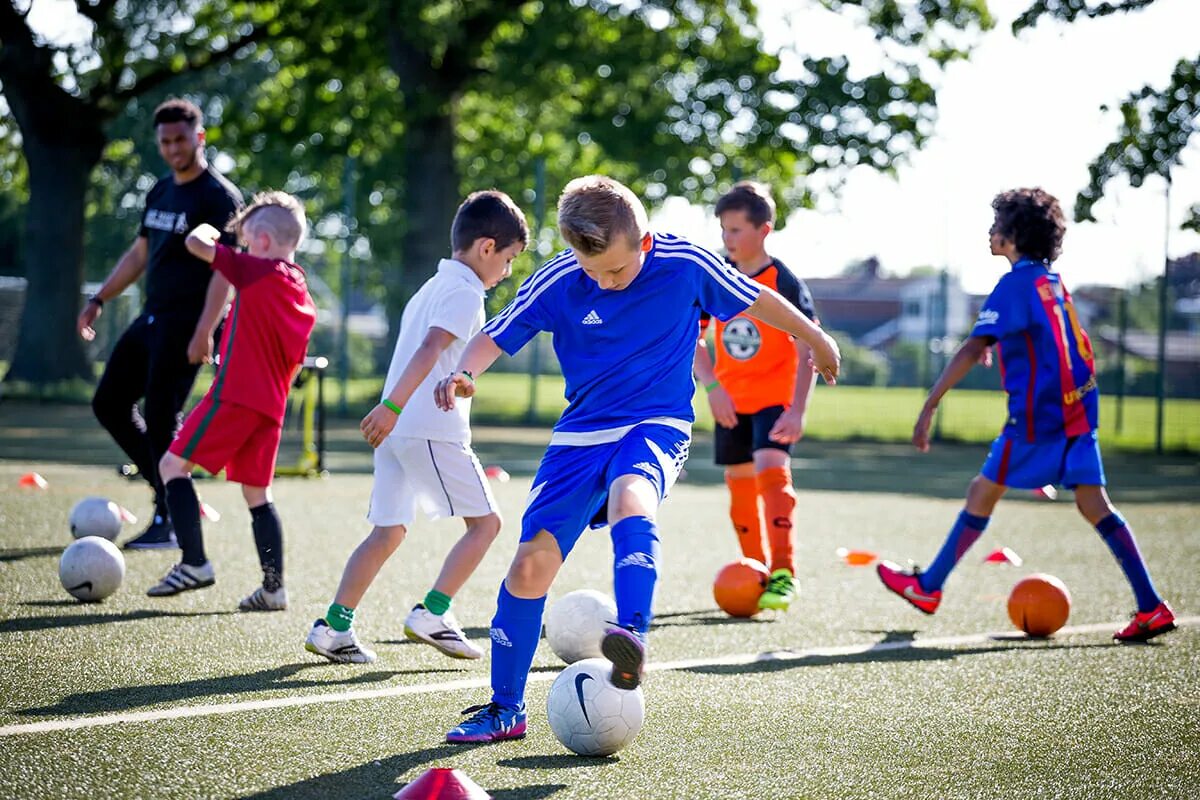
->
[878, 187, 1175, 643]
[146, 191, 317, 611]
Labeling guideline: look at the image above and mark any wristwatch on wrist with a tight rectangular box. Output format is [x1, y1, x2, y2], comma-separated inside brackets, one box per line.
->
[88, 294, 105, 307]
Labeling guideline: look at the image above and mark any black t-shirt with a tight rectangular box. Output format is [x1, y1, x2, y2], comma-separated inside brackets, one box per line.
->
[139, 166, 242, 322]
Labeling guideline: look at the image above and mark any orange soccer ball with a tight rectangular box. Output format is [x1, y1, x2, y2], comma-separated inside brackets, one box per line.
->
[1007, 573, 1072, 637]
[713, 558, 770, 618]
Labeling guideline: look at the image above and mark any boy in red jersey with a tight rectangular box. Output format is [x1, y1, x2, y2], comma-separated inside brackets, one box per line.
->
[147, 191, 317, 611]
[694, 181, 819, 612]
[878, 188, 1175, 643]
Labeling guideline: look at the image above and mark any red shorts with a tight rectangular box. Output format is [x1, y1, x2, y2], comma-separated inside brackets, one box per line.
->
[170, 396, 282, 487]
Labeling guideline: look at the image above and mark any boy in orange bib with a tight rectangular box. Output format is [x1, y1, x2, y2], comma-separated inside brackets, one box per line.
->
[694, 182, 819, 612]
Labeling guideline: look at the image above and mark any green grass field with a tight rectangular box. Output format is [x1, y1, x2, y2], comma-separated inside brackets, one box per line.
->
[0, 421, 1197, 799]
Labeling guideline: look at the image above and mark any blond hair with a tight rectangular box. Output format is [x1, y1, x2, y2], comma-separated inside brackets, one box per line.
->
[557, 176, 648, 256]
[229, 191, 307, 249]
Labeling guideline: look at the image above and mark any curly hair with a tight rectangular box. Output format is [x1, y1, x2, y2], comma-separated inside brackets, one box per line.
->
[715, 181, 776, 227]
[991, 188, 1066, 263]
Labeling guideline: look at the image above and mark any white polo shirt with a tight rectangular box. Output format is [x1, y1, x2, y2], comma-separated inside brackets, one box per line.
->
[383, 258, 486, 443]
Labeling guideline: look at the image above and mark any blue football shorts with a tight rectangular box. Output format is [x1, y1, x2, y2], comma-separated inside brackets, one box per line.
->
[519, 422, 691, 557]
[980, 429, 1106, 490]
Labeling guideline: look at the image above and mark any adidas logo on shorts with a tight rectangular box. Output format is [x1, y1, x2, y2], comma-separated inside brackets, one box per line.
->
[581, 309, 603, 325]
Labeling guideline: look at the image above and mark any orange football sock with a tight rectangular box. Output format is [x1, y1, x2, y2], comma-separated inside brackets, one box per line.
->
[725, 473, 766, 564]
[757, 466, 797, 574]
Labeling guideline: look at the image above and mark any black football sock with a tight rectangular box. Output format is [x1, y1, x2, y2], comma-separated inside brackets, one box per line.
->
[250, 503, 284, 592]
[165, 478, 206, 566]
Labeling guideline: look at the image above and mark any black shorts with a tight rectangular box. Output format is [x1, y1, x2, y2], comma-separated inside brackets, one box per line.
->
[713, 405, 792, 466]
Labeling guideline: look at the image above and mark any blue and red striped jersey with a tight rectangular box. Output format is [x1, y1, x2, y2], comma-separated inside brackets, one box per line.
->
[971, 258, 1098, 442]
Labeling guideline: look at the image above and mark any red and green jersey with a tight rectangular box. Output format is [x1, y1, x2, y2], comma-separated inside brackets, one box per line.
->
[208, 245, 317, 422]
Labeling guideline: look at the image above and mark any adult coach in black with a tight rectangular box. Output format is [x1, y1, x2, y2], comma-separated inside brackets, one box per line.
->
[77, 98, 243, 549]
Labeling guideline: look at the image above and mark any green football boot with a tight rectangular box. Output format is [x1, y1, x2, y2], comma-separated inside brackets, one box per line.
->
[758, 568, 797, 611]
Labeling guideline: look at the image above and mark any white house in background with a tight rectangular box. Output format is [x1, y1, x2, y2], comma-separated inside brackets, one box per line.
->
[804, 258, 973, 351]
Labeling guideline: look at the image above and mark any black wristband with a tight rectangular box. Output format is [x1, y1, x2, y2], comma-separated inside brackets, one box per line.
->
[88, 294, 104, 308]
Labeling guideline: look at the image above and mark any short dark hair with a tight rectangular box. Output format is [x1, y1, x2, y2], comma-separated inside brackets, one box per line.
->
[991, 188, 1066, 262]
[715, 181, 775, 227]
[451, 190, 529, 253]
[153, 98, 203, 129]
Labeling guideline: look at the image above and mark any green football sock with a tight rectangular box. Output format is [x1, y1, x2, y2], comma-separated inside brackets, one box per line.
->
[423, 589, 451, 616]
[326, 602, 355, 632]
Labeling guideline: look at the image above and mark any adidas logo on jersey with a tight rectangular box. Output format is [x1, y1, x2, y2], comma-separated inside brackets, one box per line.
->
[581, 309, 603, 325]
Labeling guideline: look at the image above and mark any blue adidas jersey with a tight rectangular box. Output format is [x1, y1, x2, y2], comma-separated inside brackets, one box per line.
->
[971, 258, 1099, 442]
[484, 233, 761, 434]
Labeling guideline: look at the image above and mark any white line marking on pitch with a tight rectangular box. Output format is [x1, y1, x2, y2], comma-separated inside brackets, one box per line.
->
[2, 616, 1193, 737]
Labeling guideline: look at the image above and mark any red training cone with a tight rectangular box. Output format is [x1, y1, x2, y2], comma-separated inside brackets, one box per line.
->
[483, 465, 510, 483]
[393, 768, 491, 800]
[1032, 484, 1058, 500]
[118, 506, 139, 524]
[200, 502, 221, 522]
[18, 472, 48, 489]
[982, 546, 1023, 566]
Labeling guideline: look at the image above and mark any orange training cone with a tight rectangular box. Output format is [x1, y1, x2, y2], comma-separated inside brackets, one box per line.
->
[18, 472, 48, 489]
[394, 768, 491, 800]
[483, 465, 510, 483]
[200, 502, 221, 522]
[1032, 484, 1058, 500]
[983, 547, 1023, 566]
[835, 547, 878, 566]
[118, 506, 139, 524]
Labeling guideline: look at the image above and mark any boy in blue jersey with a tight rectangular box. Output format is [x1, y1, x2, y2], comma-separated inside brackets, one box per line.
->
[434, 176, 841, 743]
[877, 188, 1175, 643]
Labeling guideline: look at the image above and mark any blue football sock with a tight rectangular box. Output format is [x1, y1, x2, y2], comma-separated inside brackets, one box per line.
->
[1096, 514, 1161, 612]
[611, 515, 660, 634]
[489, 582, 545, 709]
[921, 510, 990, 592]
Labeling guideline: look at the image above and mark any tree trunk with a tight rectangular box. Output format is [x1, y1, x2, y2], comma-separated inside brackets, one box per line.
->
[389, 106, 461, 327]
[4, 138, 101, 383]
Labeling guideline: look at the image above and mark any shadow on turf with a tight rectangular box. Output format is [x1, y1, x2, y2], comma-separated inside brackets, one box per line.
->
[0, 546, 63, 563]
[236, 743, 566, 800]
[652, 609, 771, 628]
[679, 632, 1113, 677]
[0, 608, 236, 634]
[498, 754, 618, 770]
[17, 661, 463, 717]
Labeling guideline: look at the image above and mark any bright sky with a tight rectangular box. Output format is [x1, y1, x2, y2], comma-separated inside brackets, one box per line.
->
[25, 0, 1200, 295]
[654, 0, 1200, 294]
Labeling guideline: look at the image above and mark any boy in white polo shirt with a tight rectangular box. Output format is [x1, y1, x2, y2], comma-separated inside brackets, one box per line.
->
[305, 190, 528, 663]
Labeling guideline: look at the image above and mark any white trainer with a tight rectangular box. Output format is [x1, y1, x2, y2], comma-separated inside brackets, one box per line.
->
[304, 619, 377, 664]
[403, 604, 483, 660]
[238, 585, 288, 612]
[146, 561, 215, 597]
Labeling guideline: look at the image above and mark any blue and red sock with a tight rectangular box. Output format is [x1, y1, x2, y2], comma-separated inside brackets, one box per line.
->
[1096, 513, 1161, 612]
[921, 510, 990, 592]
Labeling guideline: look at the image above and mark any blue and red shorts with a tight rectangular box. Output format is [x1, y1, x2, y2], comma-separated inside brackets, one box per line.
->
[170, 395, 281, 487]
[980, 430, 1105, 490]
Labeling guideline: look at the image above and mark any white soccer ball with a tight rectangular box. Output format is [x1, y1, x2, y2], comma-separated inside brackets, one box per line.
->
[59, 536, 125, 602]
[546, 658, 645, 756]
[69, 496, 123, 541]
[545, 589, 618, 664]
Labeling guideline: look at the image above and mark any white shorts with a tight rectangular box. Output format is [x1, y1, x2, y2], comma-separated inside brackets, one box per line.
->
[367, 437, 498, 527]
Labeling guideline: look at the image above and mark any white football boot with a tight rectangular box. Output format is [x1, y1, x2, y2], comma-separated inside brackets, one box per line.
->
[403, 604, 483, 660]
